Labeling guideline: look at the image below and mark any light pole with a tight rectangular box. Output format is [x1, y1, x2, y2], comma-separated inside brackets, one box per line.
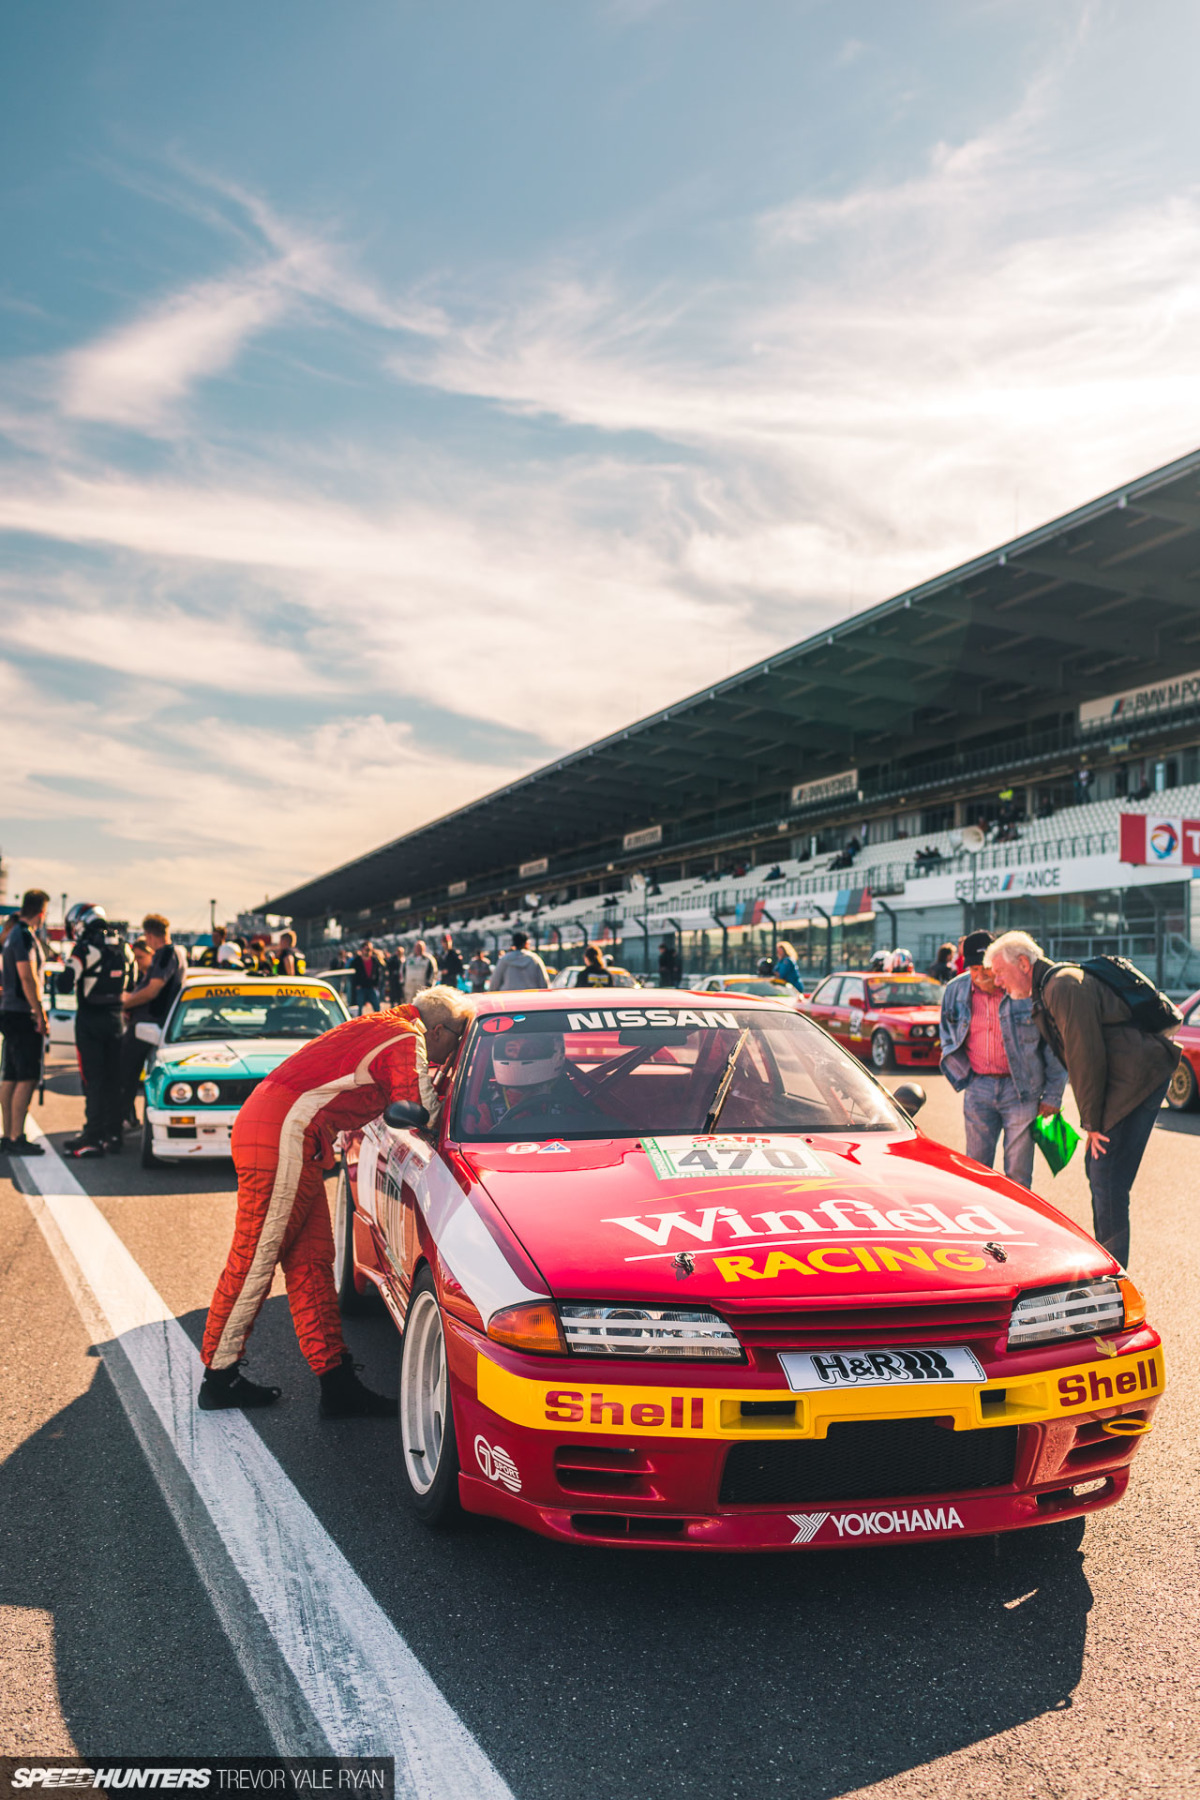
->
[209, 898, 217, 935]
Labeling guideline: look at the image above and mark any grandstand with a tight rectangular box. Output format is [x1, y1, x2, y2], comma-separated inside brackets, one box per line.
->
[267, 445, 1200, 993]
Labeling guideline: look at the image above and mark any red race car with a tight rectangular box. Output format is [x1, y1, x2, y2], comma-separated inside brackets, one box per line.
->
[803, 970, 943, 1071]
[337, 990, 1162, 1552]
[1166, 986, 1200, 1110]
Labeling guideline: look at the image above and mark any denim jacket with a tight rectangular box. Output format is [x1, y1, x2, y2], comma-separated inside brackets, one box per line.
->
[939, 971, 1067, 1105]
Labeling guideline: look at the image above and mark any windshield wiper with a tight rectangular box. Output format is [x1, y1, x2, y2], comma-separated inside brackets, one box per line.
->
[701, 1027, 750, 1134]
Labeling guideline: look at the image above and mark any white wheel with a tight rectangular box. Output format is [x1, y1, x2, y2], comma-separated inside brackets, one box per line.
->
[398, 1272, 460, 1522]
[333, 1164, 372, 1314]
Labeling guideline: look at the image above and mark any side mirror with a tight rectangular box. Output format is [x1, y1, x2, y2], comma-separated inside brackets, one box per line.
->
[384, 1100, 430, 1131]
[892, 1081, 927, 1117]
[135, 1021, 164, 1048]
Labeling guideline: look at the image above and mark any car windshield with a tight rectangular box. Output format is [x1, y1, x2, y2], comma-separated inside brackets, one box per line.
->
[452, 1005, 905, 1141]
[167, 984, 346, 1042]
[865, 978, 943, 1007]
[719, 978, 786, 996]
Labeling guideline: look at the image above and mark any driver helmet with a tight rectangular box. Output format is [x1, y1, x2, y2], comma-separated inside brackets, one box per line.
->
[66, 902, 107, 941]
[216, 940, 244, 966]
[492, 1032, 565, 1106]
[890, 947, 914, 972]
[868, 949, 889, 972]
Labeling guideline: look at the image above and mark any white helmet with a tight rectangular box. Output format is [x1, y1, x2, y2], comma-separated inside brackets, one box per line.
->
[492, 1033, 565, 1087]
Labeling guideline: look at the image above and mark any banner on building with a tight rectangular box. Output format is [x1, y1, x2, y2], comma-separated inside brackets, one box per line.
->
[623, 824, 663, 851]
[791, 768, 859, 809]
[1081, 669, 1200, 730]
[1119, 814, 1200, 865]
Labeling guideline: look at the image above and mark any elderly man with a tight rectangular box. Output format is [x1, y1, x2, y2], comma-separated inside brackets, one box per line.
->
[986, 931, 1178, 1265]
[940, 929, 1066, 1188]
[199, 985, 473, 1416]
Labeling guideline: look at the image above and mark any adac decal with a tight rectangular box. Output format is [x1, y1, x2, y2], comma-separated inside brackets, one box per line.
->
[1056, 1353, 1162, 1409]
[789, 1507, 965, 1544]
[184, 984, 322, 1001]
[603, 1196, 1018, 1254]
[713, 1244, 990, 1280]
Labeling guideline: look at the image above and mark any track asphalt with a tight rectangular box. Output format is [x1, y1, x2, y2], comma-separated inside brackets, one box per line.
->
[0, 1050, 1196, 1798]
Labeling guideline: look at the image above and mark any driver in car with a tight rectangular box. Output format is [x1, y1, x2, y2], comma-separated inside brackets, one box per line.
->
[198, 984, 473, 1417]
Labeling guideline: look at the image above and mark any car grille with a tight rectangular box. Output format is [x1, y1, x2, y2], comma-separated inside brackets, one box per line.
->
[719, 1419, 1018, 1505]
[730, 1297, 1011, 1352]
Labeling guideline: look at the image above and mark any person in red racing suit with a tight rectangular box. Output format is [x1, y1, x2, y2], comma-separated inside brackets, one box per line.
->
[198, 987, 472, 1417]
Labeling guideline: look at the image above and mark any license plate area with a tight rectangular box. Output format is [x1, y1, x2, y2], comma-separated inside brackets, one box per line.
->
[779, 1346, 986, 1392]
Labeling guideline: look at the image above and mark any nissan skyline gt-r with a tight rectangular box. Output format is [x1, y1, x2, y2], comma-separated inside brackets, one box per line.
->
[802, 971, 943, 1070]
[140, 974, 349, 1167]
[336, 989, 1163, 1553]
[1165, 986, 1200, 1110]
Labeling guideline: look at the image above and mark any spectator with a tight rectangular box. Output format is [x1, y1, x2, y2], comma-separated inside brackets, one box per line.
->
[246, 937, 274, 975]
[403, 938, 439, 1000]
[438, 931, 464, 989]
[467, 948, 493, 992]
[574, 943, 614, 988]
[328, 945, 347, 970]
[987, 931, 1178, 1265]
[0, 888, 50, 1157]
[774, 940, 803, 991]
[274, 930, 305, 976]
[385, 944, 406, 1004]
[120, 913, 188, 1131]
[657, 936, 681, 988]
[488, 930, 550, 991]
[198, 926, 229, 967]
[940, 929, 1066, 1191]
[60, 903, 135, 1157]
[350, 941, 384, 1014]
[927, 942, 957, 984]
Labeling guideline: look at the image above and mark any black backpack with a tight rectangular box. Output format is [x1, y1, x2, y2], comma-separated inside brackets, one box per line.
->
[1075, 956, 1181, 1036]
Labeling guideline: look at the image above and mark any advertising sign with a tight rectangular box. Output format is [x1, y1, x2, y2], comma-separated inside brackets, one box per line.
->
[623, 824, 663, 851]
[448, 880, 468, 897]
[1119, 814, 1200, 865]
[1080, 669, 1200, 730]
[791, 768, 859, 809]
[519, 856, 549, 879]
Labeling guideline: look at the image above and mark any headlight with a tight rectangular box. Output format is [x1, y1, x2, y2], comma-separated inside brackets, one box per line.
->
[560, 1304, 742, 1360]
[197, 1081, 221, 1104]
[1007, 1279, 1125, 1349]
[167, 1081, 193, 1102]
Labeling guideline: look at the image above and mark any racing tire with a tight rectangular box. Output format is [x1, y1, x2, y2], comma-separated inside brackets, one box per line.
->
[398, 1268, 461, 1526]
[870, 1029, 895, 1071]
[1166, 1057, 1199, 1112]
[141, 1117, 161, 1169]
[333, 1163, 374, 1316]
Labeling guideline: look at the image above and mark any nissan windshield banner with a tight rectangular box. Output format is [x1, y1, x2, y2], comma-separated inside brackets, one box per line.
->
[1119, 814, 1200, 866]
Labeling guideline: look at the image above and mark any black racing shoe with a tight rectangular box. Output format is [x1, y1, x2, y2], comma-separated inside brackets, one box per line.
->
[318, 1352, 398, 1419]
[197, 1362, 282, 1411]
[106, 1136, 124, 1155]
[64, 1134, 104, 1158]
[9, 1135, 46, 1156]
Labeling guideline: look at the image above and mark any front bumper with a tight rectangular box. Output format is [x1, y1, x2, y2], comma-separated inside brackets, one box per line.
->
[450, 1320, 1163, 1550]
[146, 1106, 238, 1159]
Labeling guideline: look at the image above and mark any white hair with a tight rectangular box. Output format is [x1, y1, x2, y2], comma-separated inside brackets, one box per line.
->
[411, 985, 474, 1031]
[985, 930, 1045, 968]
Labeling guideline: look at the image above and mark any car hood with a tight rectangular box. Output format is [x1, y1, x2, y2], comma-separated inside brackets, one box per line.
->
[152, 1039, 305, 1081]
[875, 1006, 940, 1022]
[461, 1131, 1114, 1307]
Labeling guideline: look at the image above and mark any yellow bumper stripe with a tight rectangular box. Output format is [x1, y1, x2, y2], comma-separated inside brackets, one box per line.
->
[476, 1347, 1164, 1441]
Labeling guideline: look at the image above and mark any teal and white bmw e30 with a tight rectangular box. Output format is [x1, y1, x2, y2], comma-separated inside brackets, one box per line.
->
[138, 972, 349, 1167]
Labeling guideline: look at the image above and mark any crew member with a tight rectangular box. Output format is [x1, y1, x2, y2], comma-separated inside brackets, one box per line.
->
[199, 984, 473, 1415]
[121, 913, 188, 1128]
[275, 930, 305, 976]
[573, 943, 614, 988]
[0, 888, 50, 1158]
[61, 904, 135, 1157]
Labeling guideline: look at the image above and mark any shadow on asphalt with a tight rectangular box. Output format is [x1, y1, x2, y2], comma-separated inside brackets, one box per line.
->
[0, 1358, 273, 1754]
[1152, 1109, 1200, 1136]
[156, 1296, 1096, 1799]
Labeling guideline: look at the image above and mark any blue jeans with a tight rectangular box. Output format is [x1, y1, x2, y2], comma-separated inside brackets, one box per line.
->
[962, 1073, 1037, 1188]
[1085, 1080, 1169, 1267]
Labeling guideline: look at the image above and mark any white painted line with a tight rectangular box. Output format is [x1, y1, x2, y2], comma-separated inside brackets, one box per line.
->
[15, 1122, 515, 1800]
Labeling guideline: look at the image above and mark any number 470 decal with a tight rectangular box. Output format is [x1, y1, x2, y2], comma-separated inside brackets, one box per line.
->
[641, 1137, 828, 1181]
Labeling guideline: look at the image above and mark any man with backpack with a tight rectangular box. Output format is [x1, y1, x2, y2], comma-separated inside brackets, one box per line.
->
[60, 903, 136, 1157]
[986, 930, 1180, 1265]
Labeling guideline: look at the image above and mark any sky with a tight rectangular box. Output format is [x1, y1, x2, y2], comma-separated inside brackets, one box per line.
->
[3, 0, 1200, 929]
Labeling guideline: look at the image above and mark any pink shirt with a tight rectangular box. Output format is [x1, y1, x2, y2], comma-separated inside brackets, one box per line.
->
[966, 984, 1009, 1077]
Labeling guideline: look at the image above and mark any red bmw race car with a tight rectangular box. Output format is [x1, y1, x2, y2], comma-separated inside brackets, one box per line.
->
[337, 990, 1162, 1552]
[803, 970, 943, 1070]
[1165, 986, 1200, 1110]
